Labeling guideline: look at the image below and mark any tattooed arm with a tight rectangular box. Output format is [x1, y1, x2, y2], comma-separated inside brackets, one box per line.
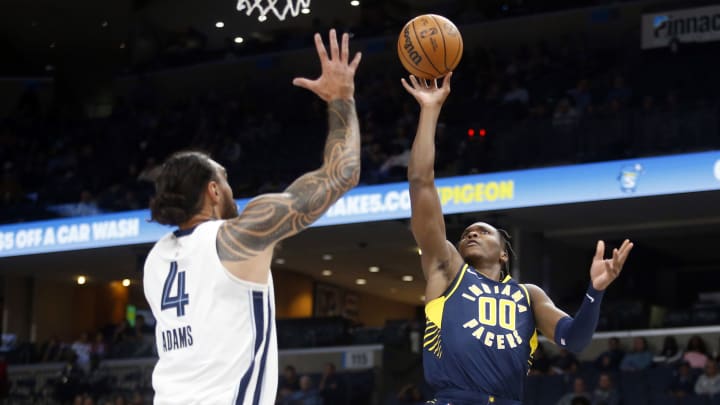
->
[217, 30, 362, 279]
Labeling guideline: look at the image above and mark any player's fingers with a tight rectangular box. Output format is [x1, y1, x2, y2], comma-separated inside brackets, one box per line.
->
[329, 29, 339, 60]
[618, 241, 634, 264]
[433, 78, 439, 89]
[349, 52, 362, 71]
[401, 78, 414, 93]
[604, 258, 613, 274]
[594, 240, 605, 261]
[313, 33, 328, 64]
[616, 243, 633, 266]
[442, 71, 453, 89]
[292, 77, 315, 91]
[423, 78, 431, 88]
[341, 33, 349, 63]
[409, 75, 420, 89]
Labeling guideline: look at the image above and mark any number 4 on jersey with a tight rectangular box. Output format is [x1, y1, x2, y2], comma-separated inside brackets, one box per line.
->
[161, 261, 189, 317]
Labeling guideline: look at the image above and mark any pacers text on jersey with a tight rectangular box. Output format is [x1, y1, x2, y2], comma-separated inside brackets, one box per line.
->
[161, 325, 193, 352]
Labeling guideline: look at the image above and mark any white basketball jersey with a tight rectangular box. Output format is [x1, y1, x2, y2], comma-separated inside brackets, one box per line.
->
[143, 220, 278, 405]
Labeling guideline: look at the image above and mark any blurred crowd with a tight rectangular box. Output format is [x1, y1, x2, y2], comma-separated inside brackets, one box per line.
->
[2, 32, 719, 225]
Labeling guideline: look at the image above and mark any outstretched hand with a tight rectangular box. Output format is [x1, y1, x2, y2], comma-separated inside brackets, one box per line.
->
[293, 29, 362, 102]
[590, 239, 633, 290]
[401, 72, 452, 109]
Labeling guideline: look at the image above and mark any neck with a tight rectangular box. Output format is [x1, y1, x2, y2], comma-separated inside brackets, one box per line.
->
[468, 261, 503, 281]
[179, 210, 217, 230]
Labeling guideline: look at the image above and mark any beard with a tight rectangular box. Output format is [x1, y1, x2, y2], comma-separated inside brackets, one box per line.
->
[220, 198, 240, 219]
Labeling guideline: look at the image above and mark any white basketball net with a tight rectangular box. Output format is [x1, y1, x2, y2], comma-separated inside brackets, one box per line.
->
[236, 0, 312, 21]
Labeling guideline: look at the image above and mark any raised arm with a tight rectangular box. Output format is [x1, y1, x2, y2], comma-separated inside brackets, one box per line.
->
[217, 30, 361, 269]
[402, 74, 463, 300]
[528, 239, 633, 353]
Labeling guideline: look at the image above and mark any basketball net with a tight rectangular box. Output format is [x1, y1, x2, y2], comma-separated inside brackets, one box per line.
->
[236, 0, 312, 21]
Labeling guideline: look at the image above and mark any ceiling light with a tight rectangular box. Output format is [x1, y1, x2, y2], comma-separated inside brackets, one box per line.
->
[234, 37, 244, 44]
[350, 0, 360, 6]
[275, 258, 286, 265]
[45, 65, 54, 72]
[77, 276, 87, 285]
[101, 21, 109, 28]
[417, 248, 422, 255]
[301, 8, 311, 14]
[49, 42, 56, 49]
[420, 295, 426, 301]
[119, 42, 126, 49]
[356, 278, 367, 285]
[122, 279, 131, 287]
[322, 254, 333, 261]
[322, 270, 332, 276]
[215, 21, 225, 28]
[368, 266, 380, 273]
[402, 275, 414, 282]
[258, 15, 267, 22]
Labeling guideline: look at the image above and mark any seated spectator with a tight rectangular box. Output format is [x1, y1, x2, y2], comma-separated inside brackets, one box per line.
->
[90, 332, 107, 368]
[396, 383, 424, 405]
[619, 337, 653, 371]
[71, 332, 92, 372]
[654, 336, 683, 365]
[670, 361, 696, 398]
[529, 342, 552, 376]
[591, 373, 619, 405]
[567, 79, 593, 114]
[552, 98, 579, 131]
[552, 348, 579, 375]
[41, 335, 63, 362]
[684, 335, 709, 369]
[282, 375, 322, 405]
[695, 359, 720, 398]
[605, 75, 632, 108]
[278, 365, 301, 402]
[594, 337, 624, 371]
[556, 377, 590, 405]
[319, 362, 345, 405]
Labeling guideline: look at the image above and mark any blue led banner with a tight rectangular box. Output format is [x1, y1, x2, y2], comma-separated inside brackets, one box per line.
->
[1, 151, 719, 257]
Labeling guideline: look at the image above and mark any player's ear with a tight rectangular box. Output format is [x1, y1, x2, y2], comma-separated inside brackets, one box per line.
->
[500, 251, 509, 265]
[207, 181, 221, 203]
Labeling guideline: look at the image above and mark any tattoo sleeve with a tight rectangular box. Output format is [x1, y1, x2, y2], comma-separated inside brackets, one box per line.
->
[217, 99, 361, 261]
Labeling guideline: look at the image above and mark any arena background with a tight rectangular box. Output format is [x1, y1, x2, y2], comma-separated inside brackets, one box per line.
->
[1, 0, 720, 403]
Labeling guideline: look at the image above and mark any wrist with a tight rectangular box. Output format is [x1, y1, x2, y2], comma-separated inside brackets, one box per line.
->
[587, 283, 606, 297]
[328, 96, 355, 103]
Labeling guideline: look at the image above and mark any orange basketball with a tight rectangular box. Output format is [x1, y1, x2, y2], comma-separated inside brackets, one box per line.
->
[397, 14, 463, 80]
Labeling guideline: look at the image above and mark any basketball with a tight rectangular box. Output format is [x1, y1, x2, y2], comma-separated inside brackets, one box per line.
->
[397, 14, 463, 80]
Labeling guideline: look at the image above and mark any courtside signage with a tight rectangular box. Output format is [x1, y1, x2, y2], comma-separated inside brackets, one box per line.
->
[1, 151, 719, 257]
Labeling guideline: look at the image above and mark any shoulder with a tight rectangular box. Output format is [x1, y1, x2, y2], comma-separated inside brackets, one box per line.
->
[522, 283, 549, 301]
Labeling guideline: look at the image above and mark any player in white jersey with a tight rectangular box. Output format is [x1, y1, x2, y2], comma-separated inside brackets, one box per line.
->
[143, 29, 362, 405]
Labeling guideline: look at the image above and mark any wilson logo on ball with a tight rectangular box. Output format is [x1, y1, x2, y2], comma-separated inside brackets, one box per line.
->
[403, 26, 423, 65]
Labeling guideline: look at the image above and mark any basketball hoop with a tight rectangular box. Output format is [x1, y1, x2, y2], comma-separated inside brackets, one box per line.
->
[236, 0, 312, 22]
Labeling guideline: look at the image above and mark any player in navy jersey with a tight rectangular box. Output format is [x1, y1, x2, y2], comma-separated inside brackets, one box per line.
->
[401, 73, 634, 405]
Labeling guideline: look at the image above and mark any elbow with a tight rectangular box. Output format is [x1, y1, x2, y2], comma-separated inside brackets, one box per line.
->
[335, 159, 361, 190]
[408, 172, 435, 187]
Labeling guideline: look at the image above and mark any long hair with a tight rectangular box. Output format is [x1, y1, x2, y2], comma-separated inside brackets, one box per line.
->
[150, 151, 217, 226]
[497, 228, 516, 280]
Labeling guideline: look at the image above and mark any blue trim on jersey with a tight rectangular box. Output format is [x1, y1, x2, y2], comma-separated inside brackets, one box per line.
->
[252, 293, 274, 405]
[236, 291, 265, 405]
[173, 226, 198, 237]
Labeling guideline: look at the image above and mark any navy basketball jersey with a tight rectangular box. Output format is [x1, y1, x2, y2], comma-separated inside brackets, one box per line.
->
[423, 264, 537, 402]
